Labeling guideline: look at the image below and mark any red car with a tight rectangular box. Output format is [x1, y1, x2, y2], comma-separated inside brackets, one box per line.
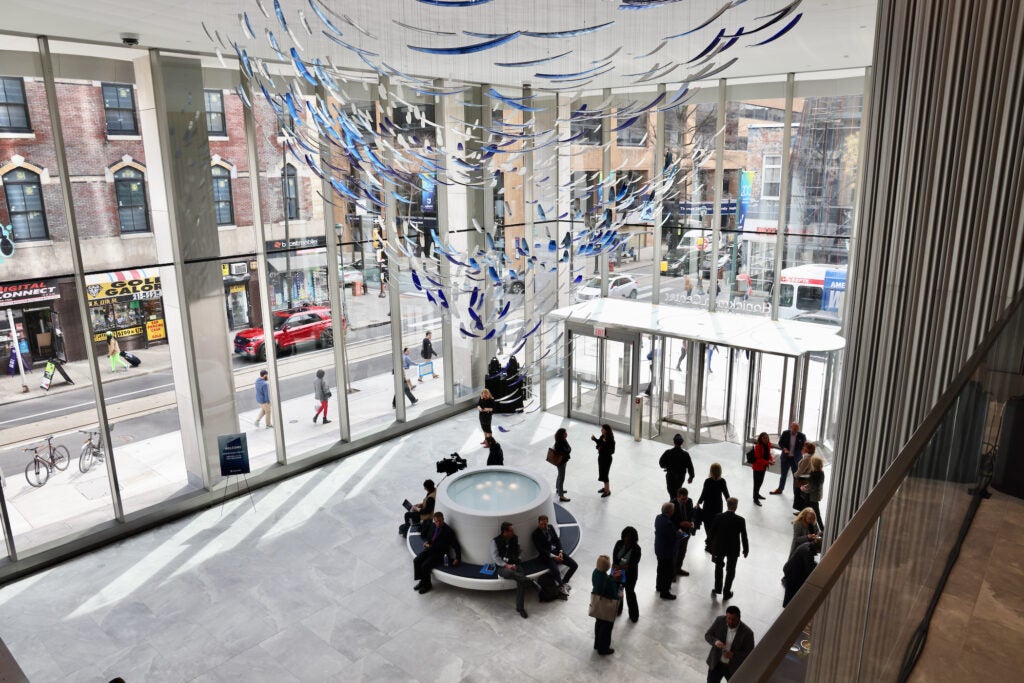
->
[234, 306, 339, 361]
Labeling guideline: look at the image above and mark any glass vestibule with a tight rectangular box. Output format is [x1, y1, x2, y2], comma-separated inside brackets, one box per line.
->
[566, 324, 640, 434]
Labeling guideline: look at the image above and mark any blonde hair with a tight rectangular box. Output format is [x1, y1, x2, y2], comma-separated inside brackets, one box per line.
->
[810, 455, 825, 471]
[481, 388, 493, 399]
[709, 462, 722, 480]
[596, 554, 611, 572]
[793, 508, 817, 527]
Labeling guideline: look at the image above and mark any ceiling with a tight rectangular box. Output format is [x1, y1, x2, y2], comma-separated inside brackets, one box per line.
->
[2, 0, 876, 88]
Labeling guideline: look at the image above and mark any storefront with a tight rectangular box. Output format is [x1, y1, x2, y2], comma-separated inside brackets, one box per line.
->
[222, 260, 255, 330]
[266, 236, 330, 309]
[85, 269, 167, 350]
[0, 278, 63, 367]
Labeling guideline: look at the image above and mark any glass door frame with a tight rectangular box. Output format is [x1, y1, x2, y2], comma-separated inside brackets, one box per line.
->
[565, 322, 640, 433]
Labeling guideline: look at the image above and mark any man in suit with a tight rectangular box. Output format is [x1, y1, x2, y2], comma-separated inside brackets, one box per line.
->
[491, 522, 538, 618]
[670, 487, 697, 577]
[413, 512, 461, 594]
[531, 515, 578, 594]
[659, 433, 695, 499]
[654, 501, 685, 600]
[708, 498, 748, 600]
[771, 422, 806, 496]
[705, 605, 756, 682]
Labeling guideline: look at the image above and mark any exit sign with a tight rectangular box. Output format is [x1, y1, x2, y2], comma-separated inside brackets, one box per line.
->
[594, 327, 606, 337]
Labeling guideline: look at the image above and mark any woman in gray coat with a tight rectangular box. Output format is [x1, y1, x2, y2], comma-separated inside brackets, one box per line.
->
[313, 368, 331, 424]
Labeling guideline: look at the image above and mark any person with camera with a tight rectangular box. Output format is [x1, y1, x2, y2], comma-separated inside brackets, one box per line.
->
[413, 512, 461, 594]
[490, 522, 537, 618]
[531, 515, 577, 594]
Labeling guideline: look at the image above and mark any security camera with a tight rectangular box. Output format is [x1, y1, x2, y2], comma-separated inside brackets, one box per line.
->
[120, 33, 140, 46]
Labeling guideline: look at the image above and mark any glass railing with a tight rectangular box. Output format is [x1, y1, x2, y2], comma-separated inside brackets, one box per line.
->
[735, 293, 1024, 682]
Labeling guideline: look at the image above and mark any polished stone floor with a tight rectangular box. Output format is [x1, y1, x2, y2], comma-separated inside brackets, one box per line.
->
[0, 409, 811, 682]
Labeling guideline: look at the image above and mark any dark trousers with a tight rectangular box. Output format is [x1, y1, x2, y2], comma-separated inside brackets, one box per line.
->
[674, 535, 691, 572]
[753, 469, 766, 499]
[777, 455, 796, 490]
[666, 474, 682, 500]
[496, 566, 532, 610]
[540, 554, 579, 585]
[594, 618, 614, 653]
[617, 576, 638, 621]
[556, 462, 567, 496]
[782, 576, 803, 607]
[413, 549, 443, 586]
[808, 500, 825, 533]
[707, 661, 734, 682]
[713, 554, 738, 593]
[793, 478, 806, 511]
[656, 555, 674, 594]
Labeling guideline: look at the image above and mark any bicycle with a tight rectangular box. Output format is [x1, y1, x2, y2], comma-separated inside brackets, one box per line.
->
[78, 425, 112, 473]
[24, 435, 70, 488]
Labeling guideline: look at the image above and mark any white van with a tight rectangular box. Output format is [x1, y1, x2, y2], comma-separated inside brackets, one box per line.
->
[777, 264, 847, 319]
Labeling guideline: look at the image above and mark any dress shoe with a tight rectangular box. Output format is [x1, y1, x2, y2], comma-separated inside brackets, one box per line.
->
[418, 584, 433, 594]
[629, 616, 638, 624]
[598, 649, 615, 656]
[756, 494, 766, 500]
[659, 592, 677, 600]
[711, 589, 722, 596]
[413, 582, 422, 591]
[559, 496, 571, 502]
[312, 416, 318, 423]
[598, 488, 606, 493]
[601, 491, 611, 498]
[754, 500, 763, 506]
[723, 591, 734, 600]
[770, 489, 783, 495]
[517, 608, 528, 619]
[322, 419, 331, 424]
[677, 569, 690, 577]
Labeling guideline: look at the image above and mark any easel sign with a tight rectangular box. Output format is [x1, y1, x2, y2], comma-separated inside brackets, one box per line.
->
[218, 433, 251, 476]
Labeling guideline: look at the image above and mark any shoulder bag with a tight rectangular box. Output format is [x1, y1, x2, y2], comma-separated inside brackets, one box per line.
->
[588, 592, 620, 621]
[546, 447, 563, 467]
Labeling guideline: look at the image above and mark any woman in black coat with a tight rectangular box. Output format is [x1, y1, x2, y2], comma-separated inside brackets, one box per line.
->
[697, 462, 730, 552]
[485, 436, 504, 466]
[553, 428, 572, 502]
[592, 424, 615, 497]
[477, 389, 495, 444]
[612, 526, 641, 623]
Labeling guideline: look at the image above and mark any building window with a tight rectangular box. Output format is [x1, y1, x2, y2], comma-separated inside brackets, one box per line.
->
[570, 118, 602, 145]
[2, 167, 48, 240]
[212, 165, 234, 225]
[616, 114, 648, 147]
[102, 83, 138, 134]
[205, 90, 226, 136]
[114, 167, 150, 233]
[282, 164, 299, 220]
[0, 77, 31, 132]
[762, 154, 782, 199]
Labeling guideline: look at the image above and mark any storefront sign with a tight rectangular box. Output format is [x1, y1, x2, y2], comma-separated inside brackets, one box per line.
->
[266, 235, 327, 252]
[0, 279, 61, 307]
[229, 284, 246, 295]
[41, 361, 56, 390]
[145, 319, 166, 341]
[85, 274, 162, 306]
[92, 326, 144, 343]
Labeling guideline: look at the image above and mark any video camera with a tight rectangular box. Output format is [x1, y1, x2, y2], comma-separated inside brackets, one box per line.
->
[436, 452, 467, 476]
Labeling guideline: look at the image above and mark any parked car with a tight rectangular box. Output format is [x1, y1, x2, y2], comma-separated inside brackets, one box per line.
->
[661, 247, 699, 276]
[339, 263, 364, 288]
[575, 274, 639, 302]
[234, 305, 339, 361]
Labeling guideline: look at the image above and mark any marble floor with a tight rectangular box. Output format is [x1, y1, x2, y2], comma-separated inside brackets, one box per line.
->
[0, 409, 811, 682]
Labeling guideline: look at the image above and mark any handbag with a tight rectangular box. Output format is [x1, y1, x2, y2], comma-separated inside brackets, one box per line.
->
[546, 447, 563, 467]
[745, 448, 756, 464]
[588, 592, 620, 621]
[325, 390, 333, 399]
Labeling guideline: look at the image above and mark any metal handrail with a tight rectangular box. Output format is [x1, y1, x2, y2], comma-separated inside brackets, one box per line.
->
[734, 291, 1024, 682]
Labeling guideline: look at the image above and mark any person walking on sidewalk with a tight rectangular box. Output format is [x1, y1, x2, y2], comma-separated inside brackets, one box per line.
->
[420, 331, 440, 379]
[254, 369, 272, 429]
[312, 368, 332, 424]
[106, 332, 129, 373]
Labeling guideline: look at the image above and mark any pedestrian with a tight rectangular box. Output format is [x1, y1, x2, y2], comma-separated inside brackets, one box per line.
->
[654, 501, 683, 600]
[771, 422, 806, 496]
[254, 369, 272, 429]
[704, 605, 756, 682]
[106, 332, 129, 373]
[612, 526, 641, 623]
[751, 432, 775, 506]
[783, 538, 821, 607]
[591, 554, 621, 656]
[592, 424, 615, 497]
[708, 498, 748, 601]
[793, 442, 815, 512]
[801, 453, 826, 533]
[477, 388, 495, 444]
[670, 487, 697, 577]
[312, 368, 332, 424]
[553, 428, 572, 502]
[736, 268, 752, 301]
[706, 344, 718, 374]
[659, 433, 695, 500]
[392, 362, 419, 407]
[420, 331, 440, 379]
[684, 274, 694, 299]
[790, 508, 820, 557]
[697, 462, 730, 552]
[675, 341, 687, 370]
[485, 435, 504, 466]
[402, 347, 417, 391]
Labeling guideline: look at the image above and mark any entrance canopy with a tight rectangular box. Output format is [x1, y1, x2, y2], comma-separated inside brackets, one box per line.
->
[546, 299, 845, 358]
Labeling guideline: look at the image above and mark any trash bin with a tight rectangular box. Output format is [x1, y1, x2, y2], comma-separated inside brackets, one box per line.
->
[352, 280, 363, 297]
[631, 394, 645, 441]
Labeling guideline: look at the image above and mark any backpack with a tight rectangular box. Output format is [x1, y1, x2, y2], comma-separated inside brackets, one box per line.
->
[536, 572, 567, 602]
[746, 448, 756, 465]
